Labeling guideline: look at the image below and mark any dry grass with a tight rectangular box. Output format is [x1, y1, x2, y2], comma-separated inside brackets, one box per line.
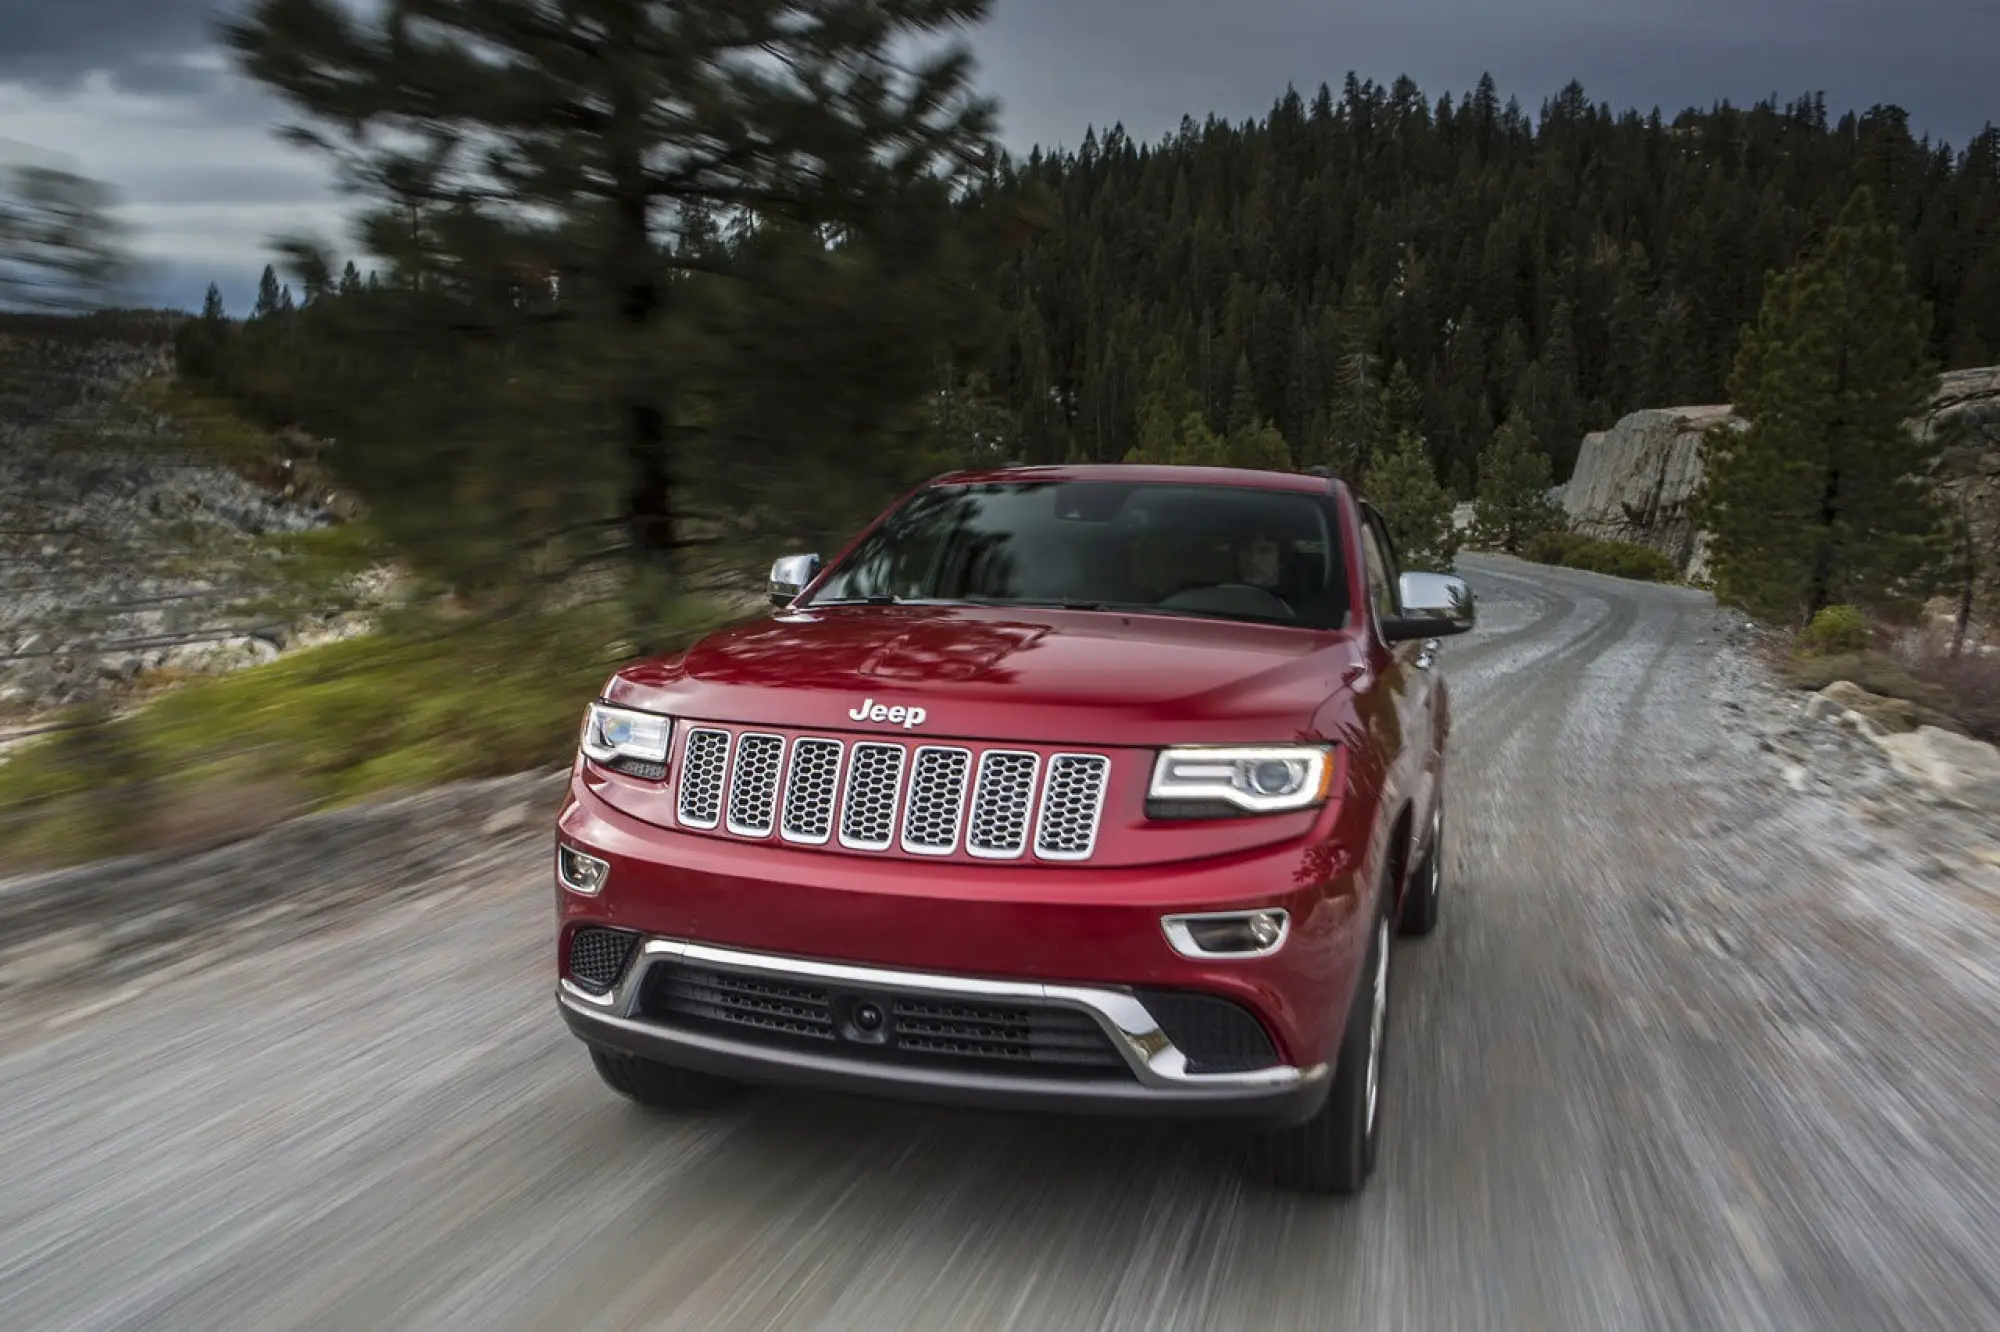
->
[1772, 605, 2000, 745]
[1888, 622, 2000, 745]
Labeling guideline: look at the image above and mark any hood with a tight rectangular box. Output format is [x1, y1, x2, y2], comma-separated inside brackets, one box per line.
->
[604, 604, 1360, 746]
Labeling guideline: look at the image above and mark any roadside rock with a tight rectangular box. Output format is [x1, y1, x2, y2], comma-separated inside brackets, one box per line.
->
[1872, 727, 2000, 810]
[1804, 680, 1941, 735]
[1719, 637, 2000, 873]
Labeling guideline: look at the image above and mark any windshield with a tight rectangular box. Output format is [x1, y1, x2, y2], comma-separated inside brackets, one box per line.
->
[804, 480, 1351, 630]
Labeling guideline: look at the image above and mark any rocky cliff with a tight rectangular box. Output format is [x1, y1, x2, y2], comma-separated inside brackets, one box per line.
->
[1930, 366, 2000, 618]
[1562, 366, 2000, 603]
[0, 319, 384, 731]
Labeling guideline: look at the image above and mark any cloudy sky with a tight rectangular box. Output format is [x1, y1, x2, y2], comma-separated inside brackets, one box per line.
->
[3, 0, 1992, 313]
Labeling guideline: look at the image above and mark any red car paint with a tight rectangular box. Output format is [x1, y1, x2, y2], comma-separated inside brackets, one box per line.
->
[553, 464, 1455, 1131]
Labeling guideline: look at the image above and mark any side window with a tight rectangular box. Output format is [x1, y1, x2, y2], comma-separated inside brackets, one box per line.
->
[1357, 514, 1396, 625]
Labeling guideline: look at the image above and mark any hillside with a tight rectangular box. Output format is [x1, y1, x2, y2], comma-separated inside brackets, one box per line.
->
[965, 83, 2000, 490]
[0, 314, 390, 731]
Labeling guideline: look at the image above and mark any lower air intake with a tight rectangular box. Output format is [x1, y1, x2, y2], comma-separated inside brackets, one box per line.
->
[1133, 990, 1279, 1074]
[567, 927, 639, 993]
[644, 962, 1132, 1078]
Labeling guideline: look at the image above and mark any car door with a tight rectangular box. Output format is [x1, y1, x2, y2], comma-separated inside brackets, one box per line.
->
[1356, 503, 1435, 880]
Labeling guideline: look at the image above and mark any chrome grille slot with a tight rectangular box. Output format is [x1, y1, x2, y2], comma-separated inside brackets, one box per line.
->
[839, 741, 907, 851]
[677, 728, 730, 829]
[1036, 753, 1110, 860]
[780, 738, 843, 845]
[965, 750, 1040, 859]
[900, 745, 972, 855]
[725, 733, 785, 837]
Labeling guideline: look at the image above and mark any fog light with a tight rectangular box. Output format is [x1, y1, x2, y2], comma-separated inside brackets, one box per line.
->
[1162, 909, 1290, 959]
[557, 844, 610, 895]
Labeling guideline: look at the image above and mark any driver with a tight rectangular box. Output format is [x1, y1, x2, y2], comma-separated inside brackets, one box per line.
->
[1233, 527, 1286, 590]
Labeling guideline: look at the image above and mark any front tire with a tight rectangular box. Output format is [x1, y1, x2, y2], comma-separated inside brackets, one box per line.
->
[1245, 906, 1391, 1195]
[1399, 795, 1443, 938]
[589, 1048, 749, 1112]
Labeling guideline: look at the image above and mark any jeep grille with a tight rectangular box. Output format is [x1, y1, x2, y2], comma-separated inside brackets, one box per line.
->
[672, 725, 1110, 862]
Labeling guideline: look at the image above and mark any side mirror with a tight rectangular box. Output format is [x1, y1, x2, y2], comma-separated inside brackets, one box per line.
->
[1381, 571, 1475, 643]
[768, 553, 822, 607]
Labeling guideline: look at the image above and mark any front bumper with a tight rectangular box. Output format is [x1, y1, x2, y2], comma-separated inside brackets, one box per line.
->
[560, 937, 1333, 1127]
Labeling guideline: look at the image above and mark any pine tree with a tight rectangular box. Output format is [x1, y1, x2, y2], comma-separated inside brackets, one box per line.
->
[1697, 186, 1947, 624]
[251, 264, 284, 319]
[1225, 420, 1293, 471]
[0, 163, 132, 312]
[338, 260, 363, 297]
[200, 283, 226, 321]
[226, 0, 999, 585]
[1527, 300, 1584, 475]
[1226, 352, 1260, 436]
[1364, 430, 1460, 571]
[1380, 360, 1425, 443]
[1128, 340, 1201, 463]
[1329, 283, 1383, 475]
[1471, 408, 1563, 553]
[1169, 411, 1227, 466]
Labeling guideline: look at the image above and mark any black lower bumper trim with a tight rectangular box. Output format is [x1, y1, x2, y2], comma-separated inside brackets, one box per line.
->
[561, 997, 1329, 1129]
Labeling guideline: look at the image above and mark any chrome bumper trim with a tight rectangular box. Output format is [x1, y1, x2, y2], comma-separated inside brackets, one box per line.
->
[559, 936, 1324, 1092]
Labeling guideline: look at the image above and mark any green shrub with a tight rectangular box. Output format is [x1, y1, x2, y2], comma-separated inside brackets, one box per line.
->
[0, 599, 734, 872]
[1518, 531, 1679, 583]
[1797, 604, 1871, 656]
[1566, 539, 1680, 582]
[1521, 529, 1586, 565]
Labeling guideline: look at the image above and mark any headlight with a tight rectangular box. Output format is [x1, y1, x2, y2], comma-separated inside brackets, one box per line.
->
[1147, 744, 1336, 816]
[579, 701, 673, 779]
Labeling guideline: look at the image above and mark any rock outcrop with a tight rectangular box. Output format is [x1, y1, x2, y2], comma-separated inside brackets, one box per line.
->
[0, 321, 387, 725]
[1563, 366, 2000, 602]
[1929, 365, 2000, 617]
[1561, 405, 1737, 582]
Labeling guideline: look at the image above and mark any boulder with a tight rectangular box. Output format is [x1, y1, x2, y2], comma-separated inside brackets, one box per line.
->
[1803, 679, 1945, 735]
[1561, 405, 1738, 571]
[1870, 726, 2000, 810]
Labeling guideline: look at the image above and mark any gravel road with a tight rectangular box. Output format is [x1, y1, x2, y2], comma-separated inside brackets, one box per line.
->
[4, 555, 1997, 1331]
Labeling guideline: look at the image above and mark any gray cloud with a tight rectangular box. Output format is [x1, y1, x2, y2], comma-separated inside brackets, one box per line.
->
[2, 0, 1993, 311]
[0, 0, 236, 93]
[975, 0, 1997, 153]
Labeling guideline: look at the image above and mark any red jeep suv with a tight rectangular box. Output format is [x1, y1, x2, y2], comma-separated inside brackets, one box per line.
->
[552, 464, 1474, 1194]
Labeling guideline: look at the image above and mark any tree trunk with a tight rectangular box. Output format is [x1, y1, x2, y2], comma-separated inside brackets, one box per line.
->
[1807, 466, 1841, 618]
[1952, 502, 1974, 658]
[610, 64, 673, 571]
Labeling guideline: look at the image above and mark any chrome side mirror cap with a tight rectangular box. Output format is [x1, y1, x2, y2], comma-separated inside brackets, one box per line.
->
[768, 553, 822, 607]
[1382, 571, 1475, 643]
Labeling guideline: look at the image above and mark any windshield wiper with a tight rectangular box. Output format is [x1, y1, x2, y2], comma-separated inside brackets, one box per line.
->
[974, 598, 1117, 612]
[810, 594, 903, 606]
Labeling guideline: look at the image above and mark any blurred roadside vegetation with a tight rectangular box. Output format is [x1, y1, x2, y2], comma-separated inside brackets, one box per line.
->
[0, 601, 736, 872]
[1, 0, 1019, 870]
